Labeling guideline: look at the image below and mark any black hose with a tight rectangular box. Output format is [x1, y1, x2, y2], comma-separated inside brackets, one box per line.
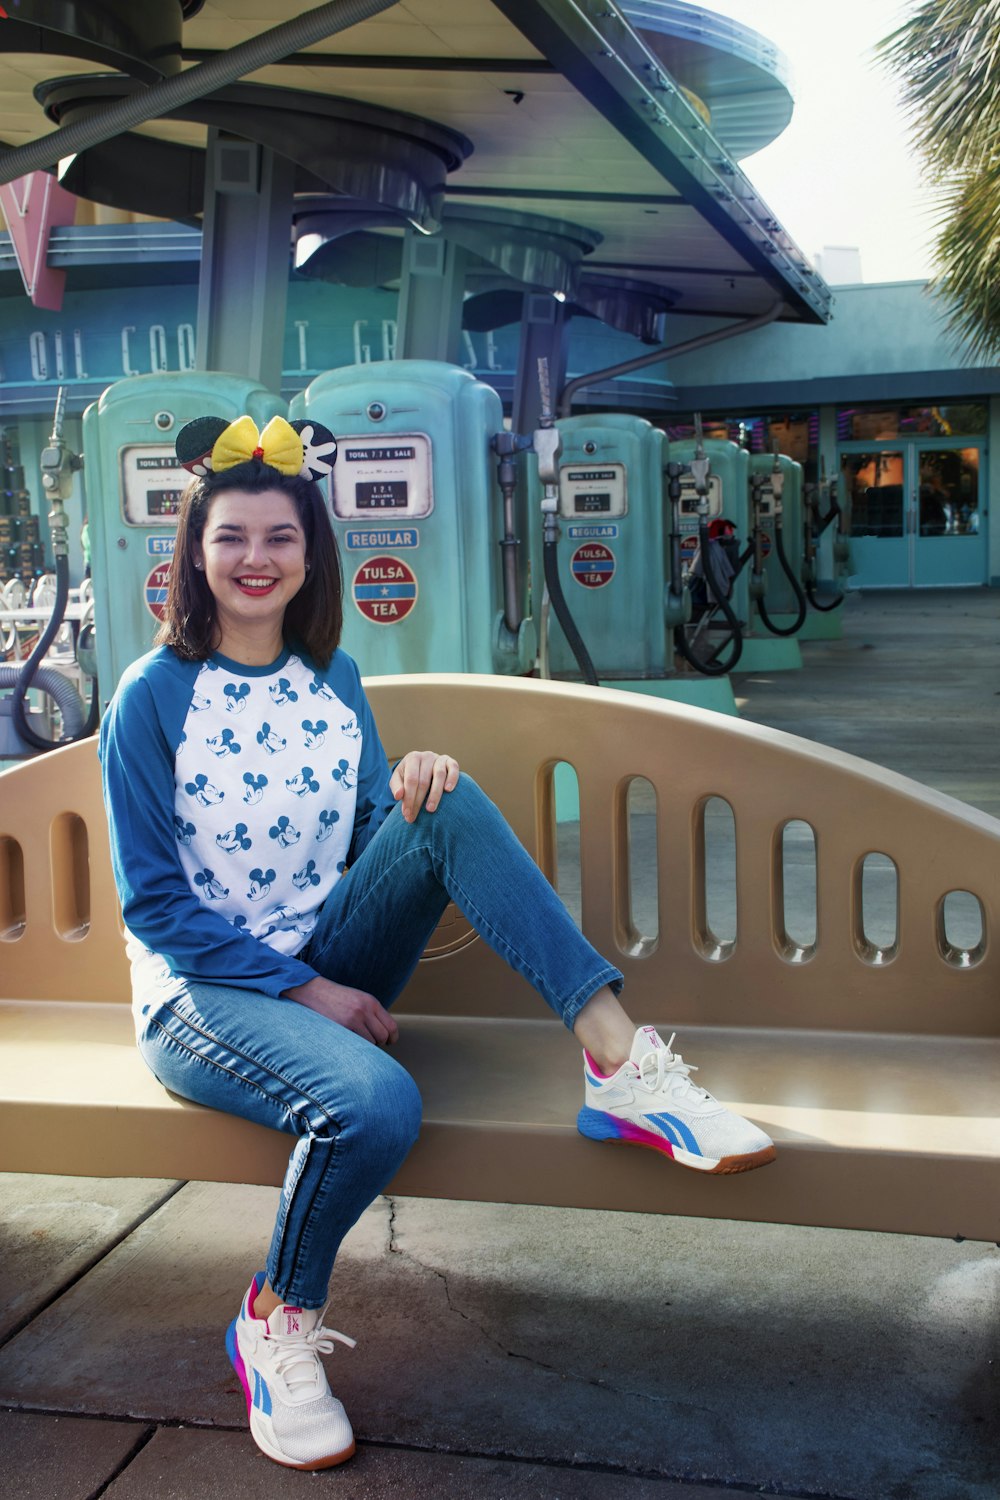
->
[543, 537, 599, 686]
[9, 556, 91, 751]
[807, 580, 844, 613]
[674, 520, 742, 676]
[756, 517, 807, 636]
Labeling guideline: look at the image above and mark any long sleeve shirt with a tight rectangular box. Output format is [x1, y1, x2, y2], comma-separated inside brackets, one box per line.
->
[99, 643, 396, 999]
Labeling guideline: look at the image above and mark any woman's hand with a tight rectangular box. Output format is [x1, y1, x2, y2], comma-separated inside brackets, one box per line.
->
[390, 751, 460, 822]
[285, 976, 398, 1046]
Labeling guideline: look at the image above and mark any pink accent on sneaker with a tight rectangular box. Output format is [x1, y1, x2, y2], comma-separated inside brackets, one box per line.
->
[282, 1309, 303, 1336]
[231, 1340, 252, 1416]
[641, 1025, 663, 1048]
[614, 1117, 676, 1157]
[248, 1272, 266, 1321]
[584, 1048, 616, 1080]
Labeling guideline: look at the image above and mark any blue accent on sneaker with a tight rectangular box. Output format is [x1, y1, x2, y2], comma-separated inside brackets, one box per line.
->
[253, 1367, 273, 1416]
[577, 1105, 624, 1140]
[584, 1068, 606, 1089]
[644, 1110, 702, 1155]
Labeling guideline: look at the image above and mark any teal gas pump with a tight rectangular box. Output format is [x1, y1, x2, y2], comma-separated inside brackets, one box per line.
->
[803, 462, 852, 625]
[669, 432, 750, 677]
[536, 411, 669, 682]
[290, 360, 536, 676]
[83, 373, 286, 698]
[748, 450, 808, 637]
[1, 390, 93, 758]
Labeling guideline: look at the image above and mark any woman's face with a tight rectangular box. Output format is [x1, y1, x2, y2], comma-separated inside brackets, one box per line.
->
[194, 487, 308, 644]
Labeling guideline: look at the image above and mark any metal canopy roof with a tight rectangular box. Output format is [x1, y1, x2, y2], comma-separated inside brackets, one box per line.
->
[0, 0, 831, 325]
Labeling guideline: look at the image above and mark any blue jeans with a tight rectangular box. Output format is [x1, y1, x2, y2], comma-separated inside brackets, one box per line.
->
[136, 775, 623, 1307]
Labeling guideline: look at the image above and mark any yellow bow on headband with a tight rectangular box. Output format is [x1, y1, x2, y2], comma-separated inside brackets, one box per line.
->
[211, 415, 304, 476]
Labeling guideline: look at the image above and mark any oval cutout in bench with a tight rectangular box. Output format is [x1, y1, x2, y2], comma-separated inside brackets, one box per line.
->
[0, 835, 25, 941]
[614, 775, 658, 959]
[49, 813, 90, 941]
[777, 819, 817, 962]
[854, 851, 899, 965]
[937, 889, 986, 969]
[695, 795, 736, 961]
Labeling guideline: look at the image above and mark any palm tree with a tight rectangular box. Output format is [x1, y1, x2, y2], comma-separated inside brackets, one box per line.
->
[878, 0, 1000, 360]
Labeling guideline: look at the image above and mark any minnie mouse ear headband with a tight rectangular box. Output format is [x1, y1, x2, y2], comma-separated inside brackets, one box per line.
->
[175, 413, 338, 483]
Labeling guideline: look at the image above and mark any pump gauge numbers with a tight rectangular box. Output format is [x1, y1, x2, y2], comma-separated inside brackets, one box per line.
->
[332, 433, 433, 520]
[677, 474, 724, 520]
[120, 445, 187, 526]
[559, 462, 627, 518]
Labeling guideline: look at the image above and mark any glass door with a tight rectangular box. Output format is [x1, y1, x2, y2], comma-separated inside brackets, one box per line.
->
[840, 446, 908, 587]
[913, 442, 985, 586]
[840, 440, 986, 587]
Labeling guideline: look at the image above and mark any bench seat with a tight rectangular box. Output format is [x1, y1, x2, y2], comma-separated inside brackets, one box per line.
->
[4, 675, 1000, 1242]
[3, 999, 997, 1241]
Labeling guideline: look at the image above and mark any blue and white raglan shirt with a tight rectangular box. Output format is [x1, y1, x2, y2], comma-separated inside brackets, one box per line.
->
[99, 643, 397, 1005]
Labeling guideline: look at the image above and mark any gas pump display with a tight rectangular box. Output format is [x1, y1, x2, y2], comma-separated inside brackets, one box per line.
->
[292, 360, 535, 676]
[332, 436, 433, 519]
[120, 449, 187, 525]
[84, 373, 286, 698]
[559, 462, 627, 518]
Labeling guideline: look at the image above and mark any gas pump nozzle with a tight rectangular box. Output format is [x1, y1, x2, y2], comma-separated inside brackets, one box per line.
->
[39, 387, 82, 561]
[491, 428, 534, 638]
[769, 441, 785, 516]
[533, 358, 563, 546]
[688, 413, 712, 517]
[534, 358, 599, 686]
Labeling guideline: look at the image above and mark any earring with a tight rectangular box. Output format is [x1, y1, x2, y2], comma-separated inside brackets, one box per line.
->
[194, 562, 204, 570]
[305, 562, 311, 571]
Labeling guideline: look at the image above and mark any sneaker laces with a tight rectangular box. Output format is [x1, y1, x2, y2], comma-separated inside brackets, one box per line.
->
[635, 1033, 712, 1102]
[267, 1321, 356, 1398]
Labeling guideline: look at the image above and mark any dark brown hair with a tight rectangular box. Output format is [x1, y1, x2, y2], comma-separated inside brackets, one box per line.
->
[155, 460, 343, 668]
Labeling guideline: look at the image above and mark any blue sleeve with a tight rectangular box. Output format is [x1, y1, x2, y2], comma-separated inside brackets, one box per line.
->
[99, 652, 318, 998]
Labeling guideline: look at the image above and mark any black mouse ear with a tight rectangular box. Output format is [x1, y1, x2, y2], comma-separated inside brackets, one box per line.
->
[289, 420, 337, 481]
[175, 416, 230, 476]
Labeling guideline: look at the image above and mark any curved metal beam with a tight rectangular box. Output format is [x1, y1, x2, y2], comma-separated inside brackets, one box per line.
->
[0, 0, 401, 185]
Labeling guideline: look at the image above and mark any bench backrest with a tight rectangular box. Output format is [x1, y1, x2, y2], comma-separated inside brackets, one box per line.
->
[2, 674, 998, 1036]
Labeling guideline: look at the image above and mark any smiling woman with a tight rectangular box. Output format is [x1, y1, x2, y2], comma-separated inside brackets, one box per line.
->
[97, 410, 773, 1475]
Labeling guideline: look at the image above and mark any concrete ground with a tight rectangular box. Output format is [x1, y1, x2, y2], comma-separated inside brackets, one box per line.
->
[2, 589, 999, 1499]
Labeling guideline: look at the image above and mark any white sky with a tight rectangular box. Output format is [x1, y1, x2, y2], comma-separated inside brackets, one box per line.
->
[702, 1, 933, 283]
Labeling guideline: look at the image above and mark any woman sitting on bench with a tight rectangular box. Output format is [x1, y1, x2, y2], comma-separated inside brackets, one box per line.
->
[99, 413, 775, 1474]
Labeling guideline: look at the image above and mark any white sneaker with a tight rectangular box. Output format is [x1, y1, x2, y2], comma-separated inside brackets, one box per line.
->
[577, 1025, 776, 1174]
[226, 1273, 356, 1470]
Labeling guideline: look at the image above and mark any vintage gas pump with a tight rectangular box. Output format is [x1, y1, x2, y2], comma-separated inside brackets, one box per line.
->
[669, 429, 750, 676]
[84, 373, 286, 698]
[290, 360, 536, 676]
[747, 449, 808, 637]
[1, 390, 93, 757]
[536, 409, 669, 682]
[803, 461, 851, 614]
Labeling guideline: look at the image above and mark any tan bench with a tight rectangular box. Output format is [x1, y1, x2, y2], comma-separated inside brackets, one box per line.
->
[2, 674, 998, 1242]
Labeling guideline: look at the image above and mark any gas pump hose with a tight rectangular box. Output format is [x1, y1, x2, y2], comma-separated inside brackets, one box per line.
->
[674, 519, 742, 676]
[543, 538, 599, 687]
[756, 518, 807, 636]
[804, 491, 845, 611]
[806, 580, 844, 612]
[9, 554, 97, 751]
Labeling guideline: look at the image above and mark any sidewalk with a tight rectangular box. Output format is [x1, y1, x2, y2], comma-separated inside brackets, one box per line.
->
[2, 589, 999, 1499]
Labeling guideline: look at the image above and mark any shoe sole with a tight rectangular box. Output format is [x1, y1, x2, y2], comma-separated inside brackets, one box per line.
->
[577, 1106, 776, 1173]
[226, 1317, 356, 1470]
